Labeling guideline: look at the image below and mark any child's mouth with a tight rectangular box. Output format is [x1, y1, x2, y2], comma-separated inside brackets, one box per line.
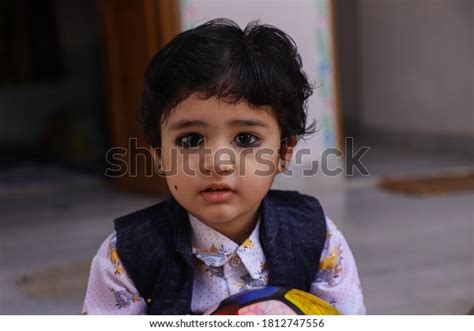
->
[200, 189, 235, 202]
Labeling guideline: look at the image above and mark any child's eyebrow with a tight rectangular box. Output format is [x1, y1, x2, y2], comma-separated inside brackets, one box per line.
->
[169, 119, 270, 130]
[230, 119, 270, 129]
[169, 119, 208, 130]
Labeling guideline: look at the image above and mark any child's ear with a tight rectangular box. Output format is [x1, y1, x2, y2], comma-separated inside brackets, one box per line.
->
[277, 135, 297, 173]
[149, 147, 162, 173]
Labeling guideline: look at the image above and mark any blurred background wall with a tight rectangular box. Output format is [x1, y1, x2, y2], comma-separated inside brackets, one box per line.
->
[337, 0, 473, 156]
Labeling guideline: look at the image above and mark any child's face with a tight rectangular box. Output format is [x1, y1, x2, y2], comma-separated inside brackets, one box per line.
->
[156, 94, 294, 235]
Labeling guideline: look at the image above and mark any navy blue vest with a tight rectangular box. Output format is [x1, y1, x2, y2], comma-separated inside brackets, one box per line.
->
[114, 189, 327, 314]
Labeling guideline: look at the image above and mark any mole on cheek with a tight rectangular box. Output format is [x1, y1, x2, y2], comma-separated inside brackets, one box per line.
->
[174, 185, 178, 190]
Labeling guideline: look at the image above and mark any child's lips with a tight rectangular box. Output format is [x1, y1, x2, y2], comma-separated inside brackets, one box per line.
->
[200, 189, 235, 203]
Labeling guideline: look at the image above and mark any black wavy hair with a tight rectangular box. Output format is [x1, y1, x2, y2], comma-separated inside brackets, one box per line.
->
[141, 18, 318, 158]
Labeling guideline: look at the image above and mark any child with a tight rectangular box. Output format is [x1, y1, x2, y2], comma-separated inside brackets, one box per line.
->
[82, 18, 366, 315]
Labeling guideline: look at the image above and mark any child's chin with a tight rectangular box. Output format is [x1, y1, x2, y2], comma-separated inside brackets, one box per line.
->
[198, 214, 235, 225]
[193, 209, 240, 225]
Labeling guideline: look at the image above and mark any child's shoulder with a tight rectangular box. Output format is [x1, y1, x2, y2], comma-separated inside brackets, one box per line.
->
[93, 231, 117, 259]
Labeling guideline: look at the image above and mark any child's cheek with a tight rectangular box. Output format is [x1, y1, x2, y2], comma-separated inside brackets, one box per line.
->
[160, 150, 193, 194]
[248, 148, 280, 176]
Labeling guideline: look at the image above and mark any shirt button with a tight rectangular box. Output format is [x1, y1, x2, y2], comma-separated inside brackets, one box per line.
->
[229, 256, 241, 268]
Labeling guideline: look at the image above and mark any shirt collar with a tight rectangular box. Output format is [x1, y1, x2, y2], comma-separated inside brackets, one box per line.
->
[236, 220, 267, 279]
[188, 212, 266, 279]
[188, 212, 237, 267]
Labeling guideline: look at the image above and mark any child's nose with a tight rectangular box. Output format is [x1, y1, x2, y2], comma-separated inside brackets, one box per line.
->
[201, 142, 236, 175]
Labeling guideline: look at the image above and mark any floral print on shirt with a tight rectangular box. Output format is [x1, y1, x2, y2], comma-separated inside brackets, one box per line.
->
[108, 235, 123, 275]
[317, 243, 344, 286]
[109, 287, 141, 309]
[192, 244, 232, 267]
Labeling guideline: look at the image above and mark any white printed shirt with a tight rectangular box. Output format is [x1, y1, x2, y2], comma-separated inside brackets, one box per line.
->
[82, 212, 366, 315]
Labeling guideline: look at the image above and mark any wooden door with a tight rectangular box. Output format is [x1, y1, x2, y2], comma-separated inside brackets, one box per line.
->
[98, 0, 180, 196]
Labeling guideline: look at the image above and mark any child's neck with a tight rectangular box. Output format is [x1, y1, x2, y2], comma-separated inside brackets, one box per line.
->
[196, 204, 261, 245]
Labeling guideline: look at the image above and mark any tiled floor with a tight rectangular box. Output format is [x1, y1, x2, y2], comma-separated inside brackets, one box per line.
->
[1, 145, 473, 314]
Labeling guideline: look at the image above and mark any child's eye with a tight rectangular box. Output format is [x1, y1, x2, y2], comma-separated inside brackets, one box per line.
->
[234, 133, 260, 148]
[175, 133, 205, 148]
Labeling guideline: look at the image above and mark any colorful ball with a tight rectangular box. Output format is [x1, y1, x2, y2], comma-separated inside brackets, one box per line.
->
[207, 286, 340, 315]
